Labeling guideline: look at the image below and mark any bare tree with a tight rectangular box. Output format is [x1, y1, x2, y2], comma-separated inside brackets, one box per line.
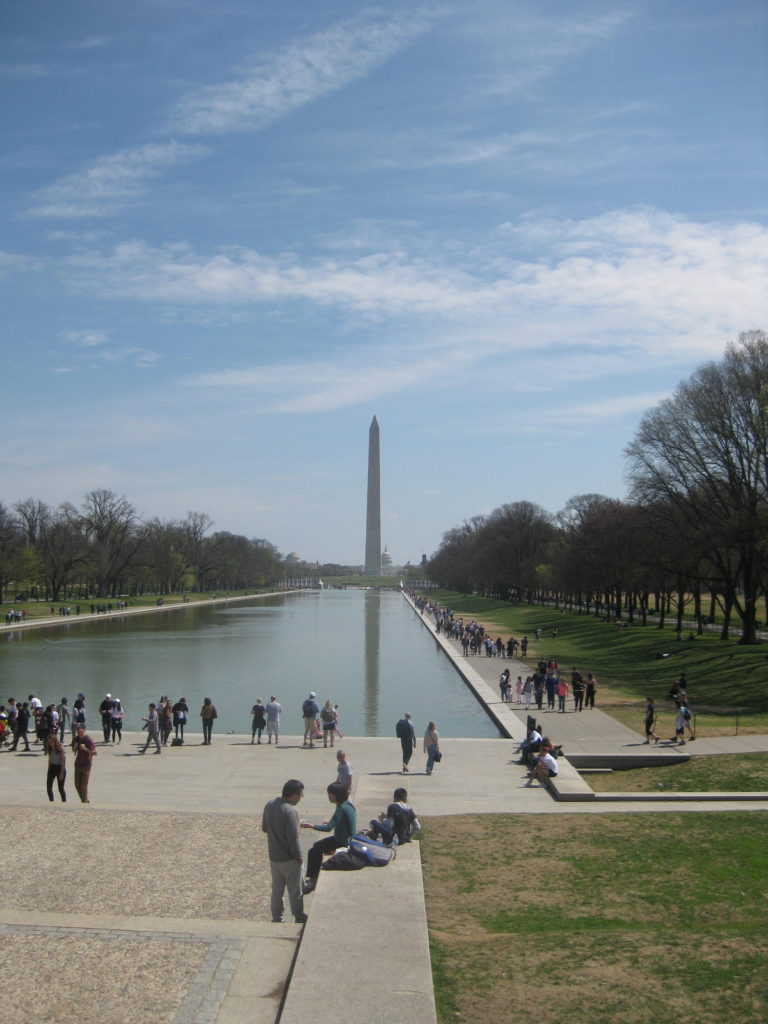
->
[0, 503, 23, 600]
[77, 489, 145, 597]
[626, 331, 768, 644]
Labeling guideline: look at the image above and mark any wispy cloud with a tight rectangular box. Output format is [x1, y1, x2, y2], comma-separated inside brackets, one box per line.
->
[63, 36, 112, 51]
[72, 206, 762, 415]
[546, 391, 674, 424]
[96, 347, 160, 368]
[169, 10, 432, 135]
[0, 62, 55, 78]
[0, 250, 44, 273]
[65, 209, 768, 355]
[64, 329, 108, 348]
[186, 346, 466, 413]
[25, 141, 208, 218]
[457, 6, 636, 97]
[60, 328, 159, 369]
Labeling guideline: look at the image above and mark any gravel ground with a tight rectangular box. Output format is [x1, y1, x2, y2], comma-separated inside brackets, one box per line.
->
[2, 931, 207, 1024]
[1, 808, 272, 921]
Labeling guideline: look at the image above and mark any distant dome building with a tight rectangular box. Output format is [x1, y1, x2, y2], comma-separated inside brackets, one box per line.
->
[381, 547, 394, 576]
[285, 552, 301, 565]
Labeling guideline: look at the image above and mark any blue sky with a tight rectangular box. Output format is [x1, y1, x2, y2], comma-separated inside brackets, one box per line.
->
[2, 0, 767, 566]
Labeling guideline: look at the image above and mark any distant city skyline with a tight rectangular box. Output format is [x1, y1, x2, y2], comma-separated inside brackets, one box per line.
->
[1, 2, 766, 564]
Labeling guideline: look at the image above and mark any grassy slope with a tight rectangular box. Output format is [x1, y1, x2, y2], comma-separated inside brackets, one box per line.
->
[425, 590, 768, 718]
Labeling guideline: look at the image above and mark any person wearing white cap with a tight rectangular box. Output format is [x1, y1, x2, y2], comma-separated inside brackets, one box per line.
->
[301, 692, 319, 748]
[110, 698, 124, 744]
[98, 693, 114, 744]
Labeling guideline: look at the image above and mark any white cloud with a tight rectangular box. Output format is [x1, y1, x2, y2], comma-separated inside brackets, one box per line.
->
[0, 250, 43, 273]
[169, 10, 431, 135]
[450, 5, 636, 97]
[60, 329, 159, 369]
[25, 141, 208, 218]
[64, 329, 108, 348]
[546, 391, 674, 425]
[64, 36, 112, 50]
[66, 239, 490, 314]
[66, 209, 768, 359]
[96, 347, 160, 368]
[185, 346, 466, 413]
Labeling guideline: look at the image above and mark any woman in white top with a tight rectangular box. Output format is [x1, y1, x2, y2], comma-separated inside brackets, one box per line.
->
[423, 722, 440, 775]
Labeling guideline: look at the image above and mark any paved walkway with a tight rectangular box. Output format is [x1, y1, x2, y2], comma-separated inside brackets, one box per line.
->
[2, 592, 766, 1024]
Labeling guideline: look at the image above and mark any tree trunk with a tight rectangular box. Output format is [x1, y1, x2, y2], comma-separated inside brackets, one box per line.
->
[675, 579, 684, 636]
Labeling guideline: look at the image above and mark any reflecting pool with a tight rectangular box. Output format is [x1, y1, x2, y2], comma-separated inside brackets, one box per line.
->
[0, 590, 500, 738]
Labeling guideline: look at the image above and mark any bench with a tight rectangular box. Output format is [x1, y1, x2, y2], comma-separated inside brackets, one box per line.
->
[279, 842, 436, 1024]
[544, 755, 595, 801]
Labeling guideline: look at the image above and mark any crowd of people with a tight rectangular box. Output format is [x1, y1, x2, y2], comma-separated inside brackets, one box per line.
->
[0, 691, 219, 802]
[497, 661, 598, 712]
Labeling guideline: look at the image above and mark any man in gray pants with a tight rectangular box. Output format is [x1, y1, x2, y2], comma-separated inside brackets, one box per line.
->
[262, 779, 307, 924]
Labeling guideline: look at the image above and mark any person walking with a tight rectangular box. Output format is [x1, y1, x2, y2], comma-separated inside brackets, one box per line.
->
[396, 712, 416, 773]
[200, 697, 217, 745]
[498, 668, 510, 702]
[71, 694, 86, 737]
[57, 698, 70, 742]
[584, 673, 598, 709]
[643, 697, 659, 744]
[98, 693, 114, 744]
[158, 697, 173, 745]
[72, 724, 97, 803]
[251, 699, 267, 744]
[534, 673, 545, 710]
[11, 701, 31, 751]
[265, 696, 282, 744]
[423, 721, 441, 775]
[262, 779, 307, 924]
[556, 678, 569, 713]
[46, 733, 67, 802]
[141, 703, 162, 754]
[38, 705, 52, 753]
[571, 669, 585, 712]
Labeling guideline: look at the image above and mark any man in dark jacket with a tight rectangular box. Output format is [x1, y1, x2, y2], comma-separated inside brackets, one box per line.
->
[11, 701, 30, 751]
[395, 712, 416, 773]
[98, 693, 114, 743]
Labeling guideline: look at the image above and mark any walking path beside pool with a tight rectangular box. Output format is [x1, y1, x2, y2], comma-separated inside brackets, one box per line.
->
[2, 591, 766, 1024]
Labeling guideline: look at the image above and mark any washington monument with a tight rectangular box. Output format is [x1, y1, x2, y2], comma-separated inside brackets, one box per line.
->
[364, 415, 381, 574]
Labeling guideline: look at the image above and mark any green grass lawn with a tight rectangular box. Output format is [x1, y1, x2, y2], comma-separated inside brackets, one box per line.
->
[422, 812, 768, 1024]
[588, 752, 768, 793]
[425, 590, 768, 719]
[0, 587, 274, 621]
